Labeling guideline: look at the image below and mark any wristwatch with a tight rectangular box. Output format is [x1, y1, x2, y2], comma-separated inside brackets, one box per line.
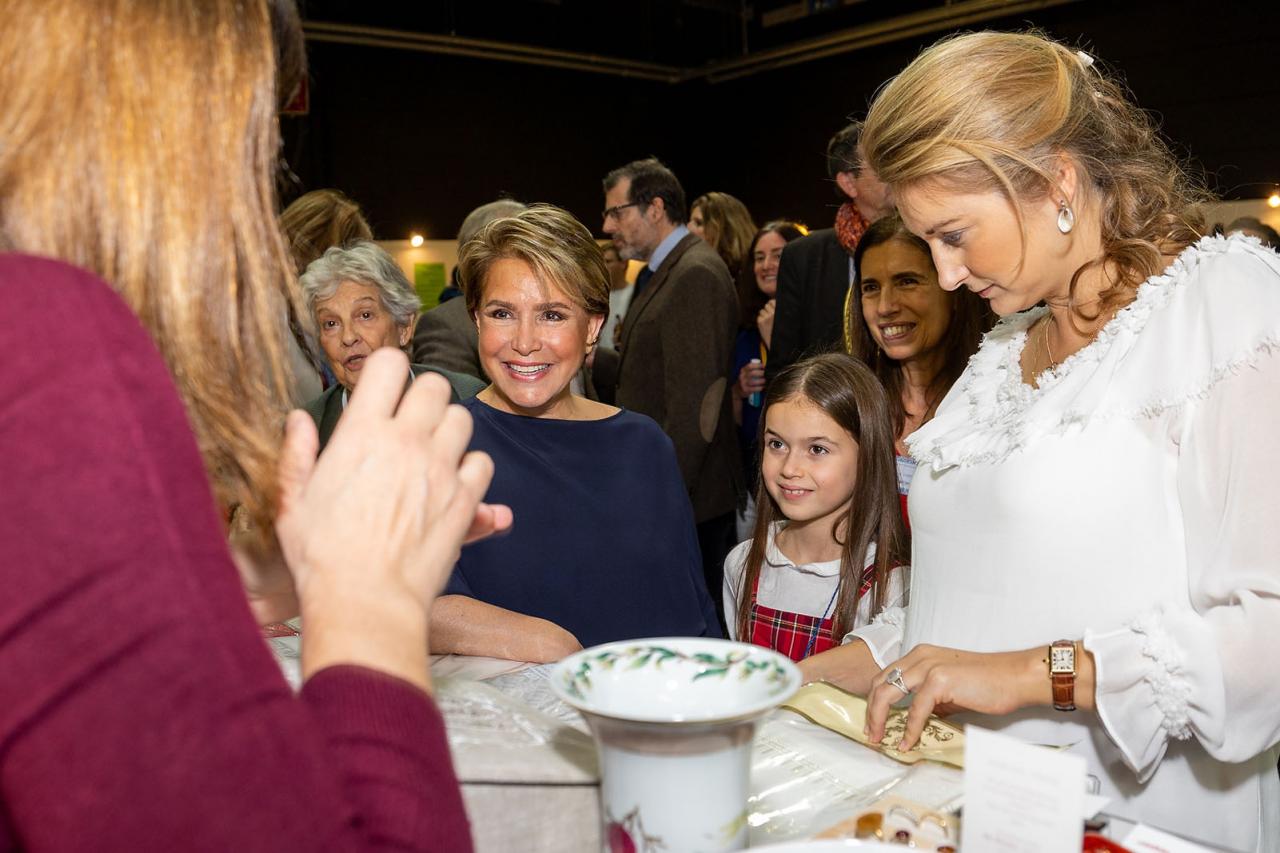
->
[1049, 640, 1077, 712]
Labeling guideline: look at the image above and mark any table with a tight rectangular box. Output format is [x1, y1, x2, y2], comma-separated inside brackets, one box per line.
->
[266, 645, 1236, 852]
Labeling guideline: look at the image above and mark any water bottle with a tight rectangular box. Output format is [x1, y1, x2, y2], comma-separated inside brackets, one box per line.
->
[747, 358, 762, 408]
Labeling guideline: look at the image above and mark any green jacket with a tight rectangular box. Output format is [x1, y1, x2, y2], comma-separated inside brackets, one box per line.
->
[302, 363, 485, 452]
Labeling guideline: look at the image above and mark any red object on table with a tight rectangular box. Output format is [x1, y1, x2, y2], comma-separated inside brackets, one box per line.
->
[1084, 833, 1135, 852]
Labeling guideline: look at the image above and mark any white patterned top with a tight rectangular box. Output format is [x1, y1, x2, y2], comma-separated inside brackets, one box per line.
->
[850, 234, 1280, 851]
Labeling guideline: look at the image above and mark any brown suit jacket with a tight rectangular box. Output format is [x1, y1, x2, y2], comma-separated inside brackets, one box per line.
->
[616, 233, 741, 522]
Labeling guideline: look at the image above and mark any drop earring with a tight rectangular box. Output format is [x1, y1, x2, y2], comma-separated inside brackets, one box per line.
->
[1057, 200, 1075, 234]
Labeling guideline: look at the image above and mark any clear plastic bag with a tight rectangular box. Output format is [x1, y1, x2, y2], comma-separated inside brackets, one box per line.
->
[747, 710, 964, 845]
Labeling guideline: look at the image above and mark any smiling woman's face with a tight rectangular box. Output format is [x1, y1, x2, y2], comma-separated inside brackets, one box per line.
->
[859, 238, 952, 365]
[314, 280, 411, 390]
[476, 257, 604, 419]
[753, 230, 787, 297]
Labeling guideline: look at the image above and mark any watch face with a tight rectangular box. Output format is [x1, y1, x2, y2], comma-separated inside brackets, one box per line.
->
[1050, 646, 1075, 673]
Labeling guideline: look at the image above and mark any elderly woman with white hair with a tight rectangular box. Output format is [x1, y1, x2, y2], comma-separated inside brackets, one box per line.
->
[301, 240, 484, 447]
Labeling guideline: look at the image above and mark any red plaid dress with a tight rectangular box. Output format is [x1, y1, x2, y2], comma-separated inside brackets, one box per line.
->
[746, 561, 877, 663]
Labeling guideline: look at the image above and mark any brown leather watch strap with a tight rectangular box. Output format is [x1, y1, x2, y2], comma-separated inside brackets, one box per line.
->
[1050, 639, 1077, 712]
[1052, 672, 1076, 712]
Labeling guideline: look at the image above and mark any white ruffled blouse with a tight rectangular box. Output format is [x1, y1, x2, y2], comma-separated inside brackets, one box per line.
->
[850, 234, 1280, 851]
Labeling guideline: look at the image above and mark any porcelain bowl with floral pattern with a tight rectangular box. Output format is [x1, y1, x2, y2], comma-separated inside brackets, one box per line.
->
[551, 637, 801, 724]
[552, 638, 802, 852]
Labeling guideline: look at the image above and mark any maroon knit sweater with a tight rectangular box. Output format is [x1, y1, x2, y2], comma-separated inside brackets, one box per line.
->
[0, 254, 472, 852]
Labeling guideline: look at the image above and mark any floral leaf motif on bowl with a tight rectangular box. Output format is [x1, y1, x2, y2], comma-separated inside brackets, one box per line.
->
[560, 644, 791, 702]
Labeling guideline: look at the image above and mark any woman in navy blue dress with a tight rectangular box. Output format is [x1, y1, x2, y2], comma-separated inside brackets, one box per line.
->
[430, 205, 720, 661]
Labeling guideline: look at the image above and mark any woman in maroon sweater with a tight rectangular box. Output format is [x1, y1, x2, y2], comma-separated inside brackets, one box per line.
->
[0, 1, 507, 850]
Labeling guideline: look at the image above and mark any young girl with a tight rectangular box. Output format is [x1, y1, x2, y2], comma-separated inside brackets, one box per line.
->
[723, 353, 908, 662]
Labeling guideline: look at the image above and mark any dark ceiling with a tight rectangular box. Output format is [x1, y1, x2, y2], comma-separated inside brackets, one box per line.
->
[284, 0, 1280, 240]
[299, 0, 969, 69]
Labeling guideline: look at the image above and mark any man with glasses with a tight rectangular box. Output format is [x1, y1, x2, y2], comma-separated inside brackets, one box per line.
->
[601, 158, 740, 628]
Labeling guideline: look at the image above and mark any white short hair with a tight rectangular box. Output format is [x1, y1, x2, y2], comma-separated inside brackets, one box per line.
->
[299, 240, 420, 328]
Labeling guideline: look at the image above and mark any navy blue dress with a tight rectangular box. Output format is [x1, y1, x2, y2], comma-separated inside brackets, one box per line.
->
[445, 397, 721, 647]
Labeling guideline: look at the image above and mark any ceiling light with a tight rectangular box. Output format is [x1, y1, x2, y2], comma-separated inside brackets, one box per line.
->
[410, 233, 424, 247]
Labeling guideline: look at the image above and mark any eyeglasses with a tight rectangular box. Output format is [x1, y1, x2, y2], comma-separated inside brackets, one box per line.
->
[602, 201, 642, 223]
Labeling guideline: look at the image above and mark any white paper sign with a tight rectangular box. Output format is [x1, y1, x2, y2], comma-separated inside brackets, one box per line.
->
[1123, 823, 1217, 853]
[960, 725, 1085, 853]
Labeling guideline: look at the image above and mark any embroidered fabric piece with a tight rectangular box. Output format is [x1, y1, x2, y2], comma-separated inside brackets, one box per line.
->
[907, 235, 1280, 469]
[1130, 611, 1193, 741]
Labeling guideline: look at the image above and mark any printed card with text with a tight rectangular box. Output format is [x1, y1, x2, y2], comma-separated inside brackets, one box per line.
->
[960, 725, 1085, 853]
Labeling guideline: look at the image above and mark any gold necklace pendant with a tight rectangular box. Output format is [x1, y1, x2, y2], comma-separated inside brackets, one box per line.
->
[1042, 316, 1058, 368]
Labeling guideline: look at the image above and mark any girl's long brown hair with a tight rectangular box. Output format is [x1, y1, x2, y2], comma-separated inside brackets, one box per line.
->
[846, 215, 995, 439]
[0, 0, 306, 534]
[735, 354, 909, 642]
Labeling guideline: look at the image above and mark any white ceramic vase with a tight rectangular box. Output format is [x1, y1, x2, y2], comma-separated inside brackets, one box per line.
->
[551, 638, 801, 853]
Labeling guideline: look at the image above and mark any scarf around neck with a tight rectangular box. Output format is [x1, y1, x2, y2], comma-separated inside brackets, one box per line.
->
[834, 201, 870, 256]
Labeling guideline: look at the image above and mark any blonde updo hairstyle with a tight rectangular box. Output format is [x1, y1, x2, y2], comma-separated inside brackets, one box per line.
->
[862, 31, 1207, 318]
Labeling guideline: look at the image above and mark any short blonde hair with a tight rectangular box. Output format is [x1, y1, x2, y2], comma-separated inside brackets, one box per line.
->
[862, 30, 1207, 314]
[459, 204, 610, 319]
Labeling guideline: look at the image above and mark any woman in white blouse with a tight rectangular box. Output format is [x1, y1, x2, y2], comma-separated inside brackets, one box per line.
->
[800, 31, 1280, 850]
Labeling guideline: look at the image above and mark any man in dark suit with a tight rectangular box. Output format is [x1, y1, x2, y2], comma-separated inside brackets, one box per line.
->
[767, 123, 893, 380]
[603, 158, 741, 617]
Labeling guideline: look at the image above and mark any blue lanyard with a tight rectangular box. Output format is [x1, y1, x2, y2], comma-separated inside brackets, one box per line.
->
[802, 580, 841, 660]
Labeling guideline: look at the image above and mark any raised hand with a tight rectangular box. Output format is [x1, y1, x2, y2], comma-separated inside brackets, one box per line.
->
[757, 299, 777, 349]
[274, 348, 511, 691]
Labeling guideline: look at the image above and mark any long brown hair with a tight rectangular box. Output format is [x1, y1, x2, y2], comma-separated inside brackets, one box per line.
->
[846, 215, 994, 438]
[280, 189, 374, 272]
[0, 0, 307, 532]
[735, 354, 908, 642]
[691, 192, 757, 279]
[862, 31, 1208, 321]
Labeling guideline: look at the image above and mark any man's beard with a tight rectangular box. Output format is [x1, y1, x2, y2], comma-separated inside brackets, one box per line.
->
[616, 242, 645, 262]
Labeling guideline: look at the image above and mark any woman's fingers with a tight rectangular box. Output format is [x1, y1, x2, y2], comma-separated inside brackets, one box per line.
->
[417, 403, 475, 522]
[889, 658, 939, 750]
[419, 450, 496, 582]
[738, 363, 766, 395]
[335, 349, 413, 431]
[464, 502, 514, 544]
[395, 368, 453, 440]
[864, 670, 897, 742]
[277, 410, 319, 520]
